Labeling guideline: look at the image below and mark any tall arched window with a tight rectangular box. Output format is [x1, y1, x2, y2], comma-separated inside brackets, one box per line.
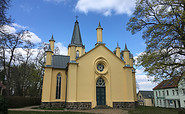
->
[76, 50, 79, 58]
[56, 73, 61, 99]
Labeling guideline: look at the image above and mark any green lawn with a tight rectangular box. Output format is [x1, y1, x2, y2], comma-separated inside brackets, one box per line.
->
[126, 106, 179, 114]
[8, 111, 88, 114]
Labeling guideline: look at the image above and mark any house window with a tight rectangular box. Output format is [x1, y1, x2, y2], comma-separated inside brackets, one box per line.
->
[163, 91, 165, 96]
[172, 90, 175, 95]
[157, 100, 158, 105]
[156, 91, 158, 97]
[56, 73, 61, 99]
[140, 96, 141, 100]
[160, 100, 161, 105]
[176, 90, 179, 96]
[167, 90, 169, 96]
[183, 89, 185, 95]
[76, 50, 79, 58]
[159, 91, 161, 96]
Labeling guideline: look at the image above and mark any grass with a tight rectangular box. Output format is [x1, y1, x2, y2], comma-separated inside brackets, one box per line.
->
[8, 111, 88, 114]
[125, 106, 179, 114]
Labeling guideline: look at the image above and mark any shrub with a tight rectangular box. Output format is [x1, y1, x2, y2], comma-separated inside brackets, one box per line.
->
[5, 96, 41, 108]
[0, 96, 8, 114]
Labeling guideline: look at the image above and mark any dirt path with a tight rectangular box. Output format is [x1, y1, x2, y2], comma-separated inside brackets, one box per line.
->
[9, 105, 128, 114]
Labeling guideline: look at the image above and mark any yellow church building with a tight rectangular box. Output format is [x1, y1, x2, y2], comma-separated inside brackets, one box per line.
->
[41, 20, 137, 109]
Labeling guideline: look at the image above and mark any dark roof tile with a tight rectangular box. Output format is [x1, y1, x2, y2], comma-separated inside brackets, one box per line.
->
[70, 20, 83, 47]
[153, 76, 181, 90]
[138, 91, 154, 98]
[51, 55, 70, 69]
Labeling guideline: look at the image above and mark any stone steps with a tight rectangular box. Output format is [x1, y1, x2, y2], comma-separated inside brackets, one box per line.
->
[94, 105, 113, 109]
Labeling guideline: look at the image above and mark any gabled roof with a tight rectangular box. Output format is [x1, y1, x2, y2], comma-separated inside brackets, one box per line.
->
[51, 55, 70, 69]
[70, 20, 83, 47]
[153, 76, 181, 90]
[138, 91, 154, 99]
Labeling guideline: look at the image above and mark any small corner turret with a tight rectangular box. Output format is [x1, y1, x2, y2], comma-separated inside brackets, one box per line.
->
[123, 43, 130, 66]
[49, 35, 55, 52]
[45, 45, 53, 66]
[96, 22, 103, 44]
[115, 42, 121, 58]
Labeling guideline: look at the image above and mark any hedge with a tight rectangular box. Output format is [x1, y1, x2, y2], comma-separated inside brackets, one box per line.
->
[5, 96, 41, 108]
[0, 96, 8, 114]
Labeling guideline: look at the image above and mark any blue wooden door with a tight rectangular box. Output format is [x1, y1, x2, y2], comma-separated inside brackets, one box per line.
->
[96, 78, 106, 105]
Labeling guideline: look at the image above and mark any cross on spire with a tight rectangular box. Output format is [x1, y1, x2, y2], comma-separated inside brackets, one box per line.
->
[75, 16, 79, 21]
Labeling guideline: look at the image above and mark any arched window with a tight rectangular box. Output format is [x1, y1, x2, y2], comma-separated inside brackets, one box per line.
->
[56, 73, 61, 99]
[76, 50, 79, 58]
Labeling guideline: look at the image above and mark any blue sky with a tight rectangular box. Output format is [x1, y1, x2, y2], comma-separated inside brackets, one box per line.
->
[7, 0, 157, 91]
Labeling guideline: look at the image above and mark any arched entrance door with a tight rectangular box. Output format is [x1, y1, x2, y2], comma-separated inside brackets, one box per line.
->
[96, 77, 106, 105]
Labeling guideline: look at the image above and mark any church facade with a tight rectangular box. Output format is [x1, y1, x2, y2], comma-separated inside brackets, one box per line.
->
[41, 20, 137, 109]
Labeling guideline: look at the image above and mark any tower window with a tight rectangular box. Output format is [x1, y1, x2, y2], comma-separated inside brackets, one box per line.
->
[76, 50, 79, 58]
[56, 73, 61, 99]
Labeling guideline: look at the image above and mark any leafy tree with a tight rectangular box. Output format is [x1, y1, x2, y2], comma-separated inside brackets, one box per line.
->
[11, 63, 42, 97]
[127, 0, 185, 81]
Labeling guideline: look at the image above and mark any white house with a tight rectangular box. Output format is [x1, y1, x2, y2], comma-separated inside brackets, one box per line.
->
[153, 76, 185, 108]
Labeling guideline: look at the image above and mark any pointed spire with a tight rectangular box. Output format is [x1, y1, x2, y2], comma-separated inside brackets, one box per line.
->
[70, 20, 83, 47]
[49, 34, 55, 42]
[98, 21, 101, 27]
[124, 43, 129, 51]
[96, 21, 103, 30]
[116, 42, 120, 49]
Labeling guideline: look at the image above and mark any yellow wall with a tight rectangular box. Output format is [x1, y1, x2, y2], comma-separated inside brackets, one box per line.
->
[42, 67, 53, 102]
[71, 44, 135, 108]
[116, 47, 120, 58]
[42, 44, 136, 108]
[144, 99, 153, 106]
[123, 51, 130, 65]
[137, 92, 154, 106]
[68, 46, 85, 57]
[46, 52, 52, 65]
[50, 40, 55, 52]
[42, 67, 67, 102]
[50, 69, 66, 102]
[97, 28, 103, 42]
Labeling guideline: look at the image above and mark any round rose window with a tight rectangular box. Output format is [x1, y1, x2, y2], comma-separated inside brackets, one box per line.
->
[97, 64, 104, 72]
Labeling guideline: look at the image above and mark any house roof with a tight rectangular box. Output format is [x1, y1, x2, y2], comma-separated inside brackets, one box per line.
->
[51, 55, 70, 69]
[138, 91, 154, 99]
[153, 76, 181, 90]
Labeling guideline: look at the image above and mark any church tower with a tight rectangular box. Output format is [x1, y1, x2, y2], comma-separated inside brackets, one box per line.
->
[68, 19, 85, 61]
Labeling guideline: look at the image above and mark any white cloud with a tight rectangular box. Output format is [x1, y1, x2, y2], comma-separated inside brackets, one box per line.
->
[0, 25, 16, 34]
[43, 0, 66, 3]
[134, 52, 157, 91]
[75, 0, 135, 16]
[22, 31, 42, 44]
[12, 23, 29, 30]
[0, 24, 41, 44]
[55, 42, 68, 55]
